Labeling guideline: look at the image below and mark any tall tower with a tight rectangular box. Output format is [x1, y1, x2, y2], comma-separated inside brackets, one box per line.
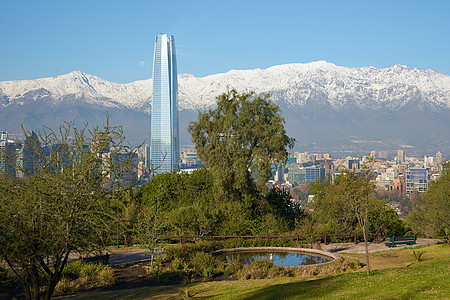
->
[150, 34, 179, 174]
[397, 150, 405, 163]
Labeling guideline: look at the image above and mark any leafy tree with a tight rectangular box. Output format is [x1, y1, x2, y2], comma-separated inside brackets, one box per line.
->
[263, 187, 305, 230]
[309, 161, 404, 274]
[409, 162, 450, 238]
[188, 89, 294, 201]
[0, 120, 137, 299]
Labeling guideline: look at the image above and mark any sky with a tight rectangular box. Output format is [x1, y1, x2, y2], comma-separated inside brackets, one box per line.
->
[1, 0, 449, 83]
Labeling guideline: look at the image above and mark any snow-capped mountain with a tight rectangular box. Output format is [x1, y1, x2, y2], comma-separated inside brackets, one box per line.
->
[1, 61, 449, 152]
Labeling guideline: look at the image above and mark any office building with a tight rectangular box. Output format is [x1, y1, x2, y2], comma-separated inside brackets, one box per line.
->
[150, 34, 179, 174]
[305, 166, 325, 184]
[287, 165, 325, 184]
[436, 151, 443, 164]
[397, 150, 405, 163]
[348, 159, 360, 171]
[406, 167, 429, 196]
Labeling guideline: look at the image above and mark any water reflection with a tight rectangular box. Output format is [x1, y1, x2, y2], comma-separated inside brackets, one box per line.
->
[219, 251, 330, 267]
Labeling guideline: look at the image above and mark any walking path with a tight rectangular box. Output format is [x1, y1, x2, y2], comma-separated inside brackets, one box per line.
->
[321, 238, 443, 254]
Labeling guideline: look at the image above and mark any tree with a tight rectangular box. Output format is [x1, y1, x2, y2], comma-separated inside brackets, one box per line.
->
[337, 164, 375, 275]
[188, 89, 294, 201]
[0, 120, 137, 299]
[409, 162, 450, 238]
[309, 160, 399, 275]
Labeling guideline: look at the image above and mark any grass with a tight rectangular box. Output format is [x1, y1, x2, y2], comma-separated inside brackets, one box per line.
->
[343, 244, 448, 270]
[64, 243, 450, 299]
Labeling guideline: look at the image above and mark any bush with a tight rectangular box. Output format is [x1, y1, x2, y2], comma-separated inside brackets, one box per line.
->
[62, 260, 84, 279]
[294, 257, 360, 277]
[202, 267, 215, 280]
[192, 252, 218, 270]
[172, 257, 183, 270]
[165, 241, 220, 261]
[410, 249, 426, 262]
[56, 261, 116, 294]
[54, 277, 79, 294]
[158, 271, 169, 283]
[79, 263, 104, 285]
[0, 266, 9, 283]
[98, 267, 116, 285]
[240, 259, 273, 280]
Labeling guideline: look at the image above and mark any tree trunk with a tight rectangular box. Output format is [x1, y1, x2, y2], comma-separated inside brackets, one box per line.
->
[363, 196, 370, 275]
[43, 275, 60, 300]
[31, 265, 40, 300]
[363, 224, 370, 274]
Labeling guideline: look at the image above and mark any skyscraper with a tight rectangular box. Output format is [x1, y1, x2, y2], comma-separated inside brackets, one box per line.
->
[150, 34, 179, 174]
[397, 150, 405, 163]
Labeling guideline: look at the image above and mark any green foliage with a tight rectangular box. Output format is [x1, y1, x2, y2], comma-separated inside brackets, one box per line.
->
[262, 187, 306, 231]
[171, 258, 183, 270]
[0, 266, 9, 283]
[309, 171, 405, 236]
[56, 261, 115, 294]
[165, 241, 220, 261]
[192, 252, 219, 270]
[409, 163, 450, 238]
[157, 271, 169, 283]
[0, 119, 135, 300]
[410, 249, 426, 262]
[188, 89, 294, 200]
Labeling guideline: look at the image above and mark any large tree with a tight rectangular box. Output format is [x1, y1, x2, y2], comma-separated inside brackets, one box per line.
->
[188, 89, 294, 201]
[0, 120, 137, 300]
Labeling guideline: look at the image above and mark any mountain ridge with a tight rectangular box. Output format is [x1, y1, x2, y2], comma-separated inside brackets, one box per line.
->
[1, 61, 449, 152]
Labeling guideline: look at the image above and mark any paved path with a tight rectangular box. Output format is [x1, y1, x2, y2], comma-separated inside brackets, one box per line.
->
[321, 238, 443, 254]
[106, 248, 154, 265]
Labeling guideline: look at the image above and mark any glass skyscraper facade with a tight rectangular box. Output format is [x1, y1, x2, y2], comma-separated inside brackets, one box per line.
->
[150, 34, 179, 174]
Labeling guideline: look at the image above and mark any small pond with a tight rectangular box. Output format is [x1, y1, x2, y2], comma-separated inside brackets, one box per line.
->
[216, 251, 331, 267]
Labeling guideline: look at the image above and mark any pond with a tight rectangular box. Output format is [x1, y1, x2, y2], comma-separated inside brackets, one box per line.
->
[216, 251, 331, 267]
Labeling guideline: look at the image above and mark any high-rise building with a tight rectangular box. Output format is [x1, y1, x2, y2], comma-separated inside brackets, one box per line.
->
[150, 34, 179, 174]
[406, 167, 429, 196]
[436, 151, 443, 164]
[397, 150, 405, 163]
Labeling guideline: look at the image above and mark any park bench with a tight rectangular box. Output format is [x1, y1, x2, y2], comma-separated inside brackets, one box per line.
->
[385, 235, 416, 248]
[82, 253, 110, 264]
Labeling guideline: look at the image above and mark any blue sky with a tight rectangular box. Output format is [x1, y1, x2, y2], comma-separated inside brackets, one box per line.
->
[1, 0, 449, 83]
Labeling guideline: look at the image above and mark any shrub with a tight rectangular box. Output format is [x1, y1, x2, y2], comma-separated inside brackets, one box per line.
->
[98, 267, 116, 285]
[239, 259, 274, 280]
[62, 260, 84, 279]
[58, 260, 116, 292]
[165, 241, 220, 261]
[79, 263, 104, 285]
[0, 266, 9, 283]
[192, 252, 218, 270]
[294, 257, 360, 277]
[54, 277, 79, 294]
[156, 255, 164, 265]
[172, 257, 183, 270]
[158, 272, 169, 283]
[410, 249, 426, 262]
[202, 267, 215, 280]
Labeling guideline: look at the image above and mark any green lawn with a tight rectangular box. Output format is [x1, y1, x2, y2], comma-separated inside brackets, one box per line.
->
[65, 244, 450, 300]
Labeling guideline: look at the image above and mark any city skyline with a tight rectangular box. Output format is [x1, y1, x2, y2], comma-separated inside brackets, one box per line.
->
[1, 1, 449, 83]
[150, 34, 179, 174]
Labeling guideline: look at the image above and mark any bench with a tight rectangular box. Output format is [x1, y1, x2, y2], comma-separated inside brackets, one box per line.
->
[82, 253, 110, 264]
[385, 235, 416, 248]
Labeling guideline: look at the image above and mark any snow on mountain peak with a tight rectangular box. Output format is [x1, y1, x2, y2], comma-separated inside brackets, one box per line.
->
[1, 61, 449, 112]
